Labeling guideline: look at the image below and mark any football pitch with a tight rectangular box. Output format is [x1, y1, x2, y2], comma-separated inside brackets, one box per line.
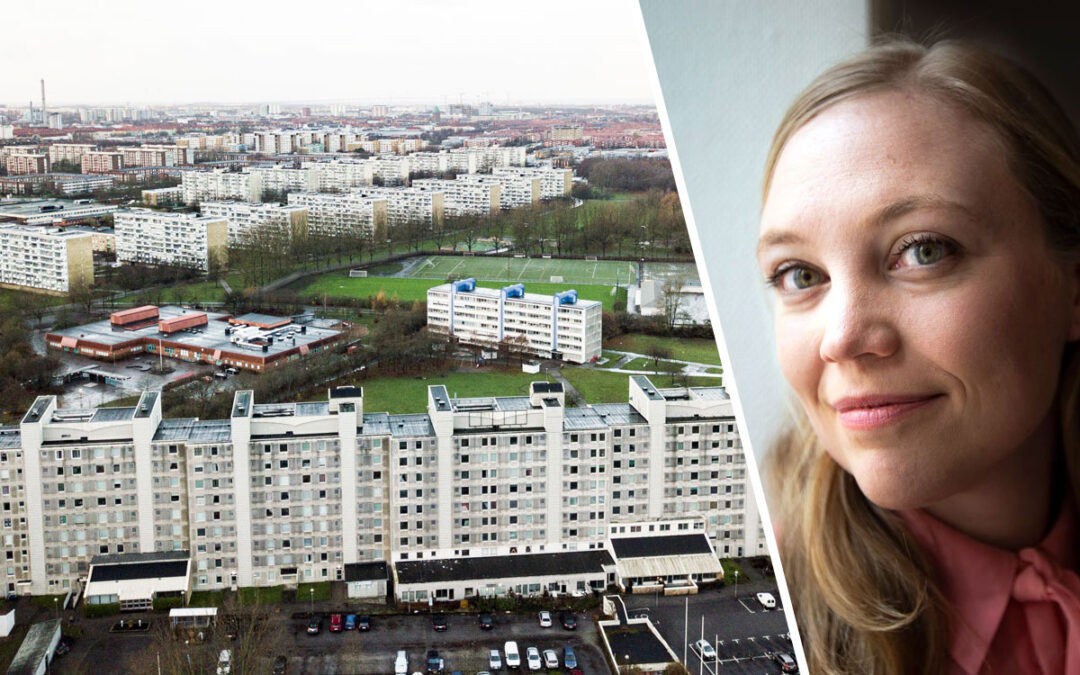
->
[399, 255, 637, 285]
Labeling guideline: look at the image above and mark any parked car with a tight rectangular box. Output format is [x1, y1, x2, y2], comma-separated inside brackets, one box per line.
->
[537, 610, 552, 628]
[357, 615, 371, 631]
[216, 649, 231, 675]
[329, 613, 343, 632]
[560, 611, 577, 630]
[426, 649, 444, 673]
[774, 652, 798, 672]
[432, 613, 448, 631]
[306, 617, 321, 635]
[479, 613, 494, 630]
[691, 639, 717, 660]
[344, 614, 356, 631]
[395, 650, 409, 675]
[488, 649, 502, 670]
[756, 592, 777, 609]
[563, 646, 577, 669]
[542, 649, 559, 669]
[504, 641, 521, 669]
[526, 647, 542, 671]
[272, 655, 287, 675]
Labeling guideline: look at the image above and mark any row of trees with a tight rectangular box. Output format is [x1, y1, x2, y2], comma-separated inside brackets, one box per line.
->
[576, 157, 677, 192]
[0, 300, 60, 422]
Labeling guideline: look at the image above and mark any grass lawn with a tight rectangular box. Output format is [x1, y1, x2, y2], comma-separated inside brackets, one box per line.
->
[295, 275, 627, 312]
[619, 357, 684, 372]
[297, 582, 331, 603]
[604, 334, 721, 365]
[362, 369, 557, 414]
[188, 590, 226, 607]
[0, 288, 67, 312]
[400, 255, 636, 286]
[562, 368, 721, 403]
[124, 272, 244, 305]
[597, 350, 625, 368]
[238, 585, 283, 604]
[720, 559, 746, 585]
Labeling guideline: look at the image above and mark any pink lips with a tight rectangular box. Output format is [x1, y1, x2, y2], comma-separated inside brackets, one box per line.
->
[831, 394, 943, 430]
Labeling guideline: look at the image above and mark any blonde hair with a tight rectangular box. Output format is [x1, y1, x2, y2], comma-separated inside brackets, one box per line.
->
[763, 38, 1080, 674]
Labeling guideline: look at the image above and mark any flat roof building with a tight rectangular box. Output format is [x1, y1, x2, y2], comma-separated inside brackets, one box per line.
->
[200, 201, 308, 247]
[45, 305, 341, 372]
[427, 280, 602, 364]
[3, 377, 760, 596]
[0, 198, 117, 227]
[0, 224, 93, 294]
[114, 208, 227, 272]
[286, 191, 387, 240]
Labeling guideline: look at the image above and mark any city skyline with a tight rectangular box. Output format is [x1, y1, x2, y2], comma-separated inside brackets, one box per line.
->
[3, 0, 655, 107]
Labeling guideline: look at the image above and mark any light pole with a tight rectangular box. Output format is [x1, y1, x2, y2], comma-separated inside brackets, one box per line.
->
[734, 570, 738, 600]
[53, 597, 58, 620]
[309, 587, 314, 617]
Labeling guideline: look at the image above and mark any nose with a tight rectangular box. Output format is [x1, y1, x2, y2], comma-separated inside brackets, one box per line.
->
[818, 281, 899, 363]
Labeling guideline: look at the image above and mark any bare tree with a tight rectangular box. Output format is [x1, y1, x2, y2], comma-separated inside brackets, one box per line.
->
[661, 275, 688, 332]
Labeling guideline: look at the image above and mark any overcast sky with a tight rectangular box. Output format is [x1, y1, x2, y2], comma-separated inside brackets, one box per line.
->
[3, 0, 655, 107]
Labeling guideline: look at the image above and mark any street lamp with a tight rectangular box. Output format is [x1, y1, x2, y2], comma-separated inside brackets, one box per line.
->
[309, 587, 314, 617]
[53, 597, 58, 620]
[734, 570, 738, 599]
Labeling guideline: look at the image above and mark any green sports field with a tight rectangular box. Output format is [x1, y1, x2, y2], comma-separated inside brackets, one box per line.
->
[297, 275, 627, 312]
[398, 255, 636, 286]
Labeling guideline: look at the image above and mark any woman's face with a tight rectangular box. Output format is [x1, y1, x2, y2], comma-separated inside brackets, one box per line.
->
[758, 90, 1080, 511]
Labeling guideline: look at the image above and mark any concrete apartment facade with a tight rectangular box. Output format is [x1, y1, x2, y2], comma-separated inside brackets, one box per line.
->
[114, 209, 227, 271]
[351, 187, 445, 227]
[181, 170, 262, 205]
[411, 179, 500, 217]
[426, 280, 603, 364]
[286, 192, 387, 241]
[0, 224, 93, 294]
[199, 201, 309, 247]
[492, 166, 573, 200]
[454, 173, 540, 209]
[2, 377, 761, 597]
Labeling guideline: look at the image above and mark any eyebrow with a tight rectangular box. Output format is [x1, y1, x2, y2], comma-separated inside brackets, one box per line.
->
[756, 194, 976, 256]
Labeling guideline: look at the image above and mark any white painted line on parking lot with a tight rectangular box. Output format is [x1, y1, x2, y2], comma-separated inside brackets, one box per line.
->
[737, 598, 757, 613]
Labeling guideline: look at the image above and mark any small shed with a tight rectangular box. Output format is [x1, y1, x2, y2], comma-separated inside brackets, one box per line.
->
[6, 620, 61, 675]
[344, 561, 388, 600]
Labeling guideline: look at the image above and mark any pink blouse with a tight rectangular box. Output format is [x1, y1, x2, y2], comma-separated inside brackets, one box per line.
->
[900, 503, 1080, 674]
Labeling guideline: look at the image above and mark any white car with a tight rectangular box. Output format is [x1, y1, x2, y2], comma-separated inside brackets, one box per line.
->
[216, 649, 231, 675]
[538, 610, 552, 627]
[394, 650, 408, 675]
[691, 639, 717, 661]
[488, 649, 502, 670]
[543, 649, 559, 669]
[526, 646, 542, 671]
[756, 591, 777, 609]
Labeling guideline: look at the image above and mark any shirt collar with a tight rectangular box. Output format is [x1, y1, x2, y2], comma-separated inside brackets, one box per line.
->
[898, 500, 1077, 674]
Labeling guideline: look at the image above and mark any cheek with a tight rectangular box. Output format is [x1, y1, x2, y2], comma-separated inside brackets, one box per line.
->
[774, 313, 821, 400]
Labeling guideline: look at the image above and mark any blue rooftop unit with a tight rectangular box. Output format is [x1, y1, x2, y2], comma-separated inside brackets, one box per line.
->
[501, 283, 525, 299]
[452, 278, 476, 293]
[554, 289, 578, 305]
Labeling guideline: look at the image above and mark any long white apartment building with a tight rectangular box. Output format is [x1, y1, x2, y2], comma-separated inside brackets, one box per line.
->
[181, 169, 262, 205]
[3, 377, 760, 596]
[369, 157, 410, 185]
[244, 166, 319, 196]
[114, 209, 227, 271]
[301, 160, 374, 192]
[467, 145, 527, 170]
[0, 224, 93, 294]
[286, 192, 387, 241]
[492, 166, 573, 200]
[411, 179, 499, 217]
[455, 173, 540, 209]
[352, 187, 444, 227]
[199, 201, 309, 247]
[427, 279, 602, 364]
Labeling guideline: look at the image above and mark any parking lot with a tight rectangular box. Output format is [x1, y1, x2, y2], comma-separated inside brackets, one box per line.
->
[620, 579, 796, 674]
[281, 611, 608, 674]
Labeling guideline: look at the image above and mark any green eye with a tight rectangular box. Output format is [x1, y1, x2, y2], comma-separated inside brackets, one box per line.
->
[790, 267, 822, 289]
[898, 236, 956, 268]
[913, 241, 945, 265]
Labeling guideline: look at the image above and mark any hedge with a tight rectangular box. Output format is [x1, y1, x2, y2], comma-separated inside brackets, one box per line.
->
[82, 602, 120, 618]
[152, 596, 184, 611]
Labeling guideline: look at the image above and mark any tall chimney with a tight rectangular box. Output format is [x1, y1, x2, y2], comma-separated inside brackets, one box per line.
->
[41, 79, 46, 121]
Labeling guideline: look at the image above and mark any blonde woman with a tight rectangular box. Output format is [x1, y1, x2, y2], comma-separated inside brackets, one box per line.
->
[758, 39, 1080, 674]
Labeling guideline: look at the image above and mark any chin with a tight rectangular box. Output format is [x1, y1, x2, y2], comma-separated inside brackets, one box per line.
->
[843, 451, 945, 512]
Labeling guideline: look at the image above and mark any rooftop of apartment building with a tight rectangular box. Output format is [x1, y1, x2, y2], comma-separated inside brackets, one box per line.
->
[428, 282, 602, 310]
